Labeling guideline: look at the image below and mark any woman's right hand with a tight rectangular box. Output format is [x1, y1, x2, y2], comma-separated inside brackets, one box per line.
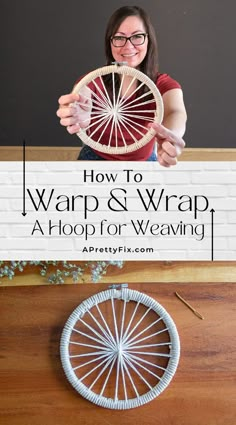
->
[56, 91, 91, 135]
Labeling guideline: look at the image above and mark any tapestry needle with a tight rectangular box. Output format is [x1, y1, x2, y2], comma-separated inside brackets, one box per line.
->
[175, 291, 204, 320]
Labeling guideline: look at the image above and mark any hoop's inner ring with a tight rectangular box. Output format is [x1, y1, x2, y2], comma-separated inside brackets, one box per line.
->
[69, 298, 171, 401]
[72, 65, 163, 154]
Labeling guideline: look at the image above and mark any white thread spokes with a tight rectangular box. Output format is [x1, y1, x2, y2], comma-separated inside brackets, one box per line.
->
[60, 289, 180, 409]
[72, 65, 164, 154]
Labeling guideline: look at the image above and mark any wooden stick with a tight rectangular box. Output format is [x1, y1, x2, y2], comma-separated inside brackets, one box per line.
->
[175, 292, 204, 320]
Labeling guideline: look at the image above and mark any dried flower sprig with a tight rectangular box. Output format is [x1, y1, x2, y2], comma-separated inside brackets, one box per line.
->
[0, 261, 124, 284]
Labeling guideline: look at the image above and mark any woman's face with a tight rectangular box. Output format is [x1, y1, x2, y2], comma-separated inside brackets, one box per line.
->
[111, 16, 148, 68]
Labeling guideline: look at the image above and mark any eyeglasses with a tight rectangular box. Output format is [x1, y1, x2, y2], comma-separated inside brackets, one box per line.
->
[111, 33, 148, 47]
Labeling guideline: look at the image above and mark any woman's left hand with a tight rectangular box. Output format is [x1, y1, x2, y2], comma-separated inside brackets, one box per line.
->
[151, 122, 185, 167]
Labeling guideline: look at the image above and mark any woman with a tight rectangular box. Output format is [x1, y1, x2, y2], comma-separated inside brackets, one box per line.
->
[56, 5, 187, 166]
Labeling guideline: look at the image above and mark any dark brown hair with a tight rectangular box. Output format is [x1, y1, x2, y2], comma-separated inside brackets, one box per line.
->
[104, 5, 159, 82]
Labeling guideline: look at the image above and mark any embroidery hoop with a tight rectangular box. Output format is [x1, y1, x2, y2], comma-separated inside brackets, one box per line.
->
[60, 287, 180, 410]
[72, 64, 164, 154]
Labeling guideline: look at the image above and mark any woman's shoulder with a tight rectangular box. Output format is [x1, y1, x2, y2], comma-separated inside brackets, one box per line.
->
[156, 73, 182, 95]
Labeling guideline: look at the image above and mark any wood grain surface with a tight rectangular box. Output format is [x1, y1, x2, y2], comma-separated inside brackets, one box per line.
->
[1, 146, 236, 161]
[0, 282, 236, 425]
[1, 261, 236, 286]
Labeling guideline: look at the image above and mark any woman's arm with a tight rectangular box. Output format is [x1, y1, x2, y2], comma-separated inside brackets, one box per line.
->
[162, 88, 187, 137]
[152, 88, 187, 167]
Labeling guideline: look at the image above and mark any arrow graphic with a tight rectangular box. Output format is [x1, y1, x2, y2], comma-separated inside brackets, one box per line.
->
[210, 208, 215, 261]
[22, 139, 27, 216]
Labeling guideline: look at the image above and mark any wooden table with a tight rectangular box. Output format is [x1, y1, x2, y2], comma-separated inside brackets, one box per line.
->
[0, 283, 236, 425]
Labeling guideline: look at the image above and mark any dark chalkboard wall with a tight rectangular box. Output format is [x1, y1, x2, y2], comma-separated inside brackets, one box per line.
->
[1, 0, 235, 148]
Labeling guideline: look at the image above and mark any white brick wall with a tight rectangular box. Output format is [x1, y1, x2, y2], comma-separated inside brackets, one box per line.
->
[0, 161, 235, 260]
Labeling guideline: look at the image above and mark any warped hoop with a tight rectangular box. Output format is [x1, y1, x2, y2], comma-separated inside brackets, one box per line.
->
[60, 288, 180, 410]
[72, 64, 164, 154]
